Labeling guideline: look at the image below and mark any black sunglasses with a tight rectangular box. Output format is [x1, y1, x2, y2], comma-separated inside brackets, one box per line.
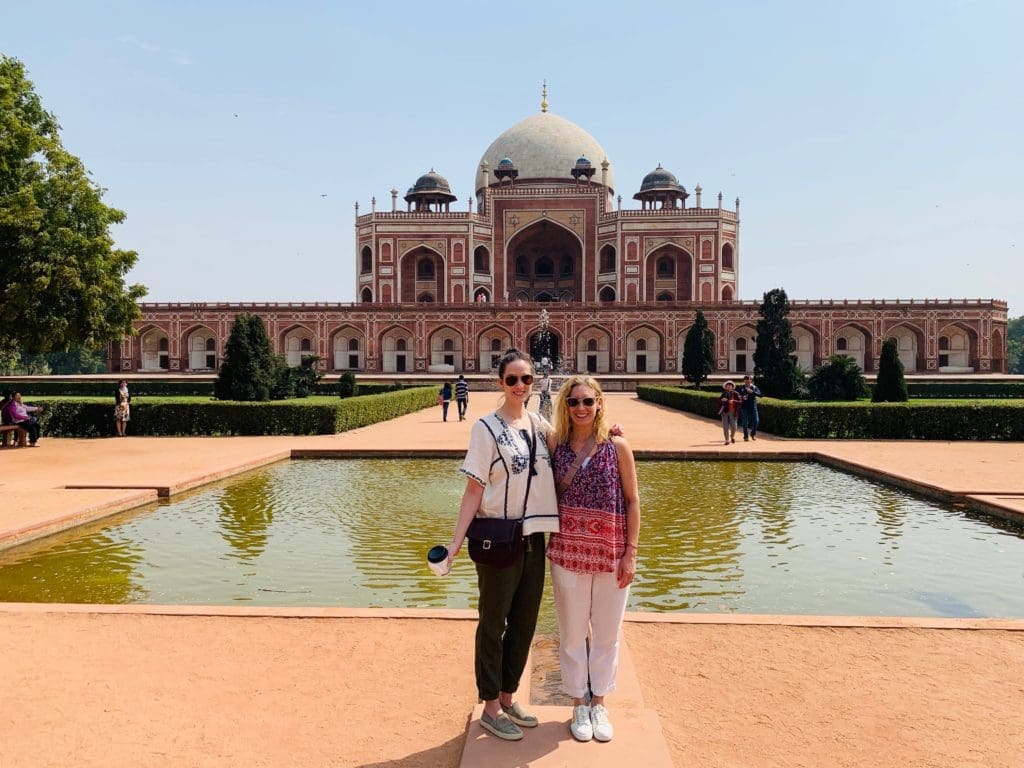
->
[565, 397, 597, 407]
[503, 374, 534, 387]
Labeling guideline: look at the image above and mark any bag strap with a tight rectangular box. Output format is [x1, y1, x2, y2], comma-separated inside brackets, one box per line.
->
[556, 436, 597, 498]
[479, 414, 537, 521]
[521, 418, 536, 520]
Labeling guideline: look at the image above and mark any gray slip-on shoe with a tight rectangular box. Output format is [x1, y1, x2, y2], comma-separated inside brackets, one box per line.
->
[480, 711, 524, 741]
[502, 701, 539, 728]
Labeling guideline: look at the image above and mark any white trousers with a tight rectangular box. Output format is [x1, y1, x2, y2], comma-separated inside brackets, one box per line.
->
[551, 561, 631, 699]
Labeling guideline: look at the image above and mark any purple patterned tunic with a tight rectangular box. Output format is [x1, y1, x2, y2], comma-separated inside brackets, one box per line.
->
[546, 440, 626, 574]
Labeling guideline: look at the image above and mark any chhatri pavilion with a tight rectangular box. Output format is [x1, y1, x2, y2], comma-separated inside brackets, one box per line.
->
[113, 87, 1008, 377]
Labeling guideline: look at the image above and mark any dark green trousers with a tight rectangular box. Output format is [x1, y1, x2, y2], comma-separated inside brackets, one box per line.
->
[474, 532, 546, 701]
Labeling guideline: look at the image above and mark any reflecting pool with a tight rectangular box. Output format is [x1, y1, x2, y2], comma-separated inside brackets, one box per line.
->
[0, 459, 1022, 618]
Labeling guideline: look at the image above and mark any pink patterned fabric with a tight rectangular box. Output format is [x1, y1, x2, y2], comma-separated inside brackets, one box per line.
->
[547, 440, 626, 574]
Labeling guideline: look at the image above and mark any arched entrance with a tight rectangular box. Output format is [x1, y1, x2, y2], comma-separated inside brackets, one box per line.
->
[507, 221, 582, 302]
[529, 330, 561, 371]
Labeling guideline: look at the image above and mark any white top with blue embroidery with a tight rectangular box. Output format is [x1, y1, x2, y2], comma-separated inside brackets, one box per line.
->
[460, 411, 560, 536]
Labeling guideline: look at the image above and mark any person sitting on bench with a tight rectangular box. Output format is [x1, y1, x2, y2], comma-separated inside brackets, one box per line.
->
[1, 392, 44, 446]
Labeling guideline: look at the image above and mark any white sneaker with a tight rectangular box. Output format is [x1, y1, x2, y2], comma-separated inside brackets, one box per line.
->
[590, 704, 613, 742]
[570, 704, 593, 742]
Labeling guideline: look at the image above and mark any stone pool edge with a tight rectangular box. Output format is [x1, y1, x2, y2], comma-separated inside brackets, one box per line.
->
[1, 602, 1022, 632]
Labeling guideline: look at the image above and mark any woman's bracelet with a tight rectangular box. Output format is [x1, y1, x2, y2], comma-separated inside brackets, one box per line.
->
[625, 543, 638, 551]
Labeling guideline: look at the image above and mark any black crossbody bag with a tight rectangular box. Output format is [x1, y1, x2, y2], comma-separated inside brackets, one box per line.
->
[466, 420, 536, 569]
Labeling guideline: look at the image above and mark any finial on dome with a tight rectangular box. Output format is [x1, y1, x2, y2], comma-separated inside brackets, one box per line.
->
[541, 80, 548, 113]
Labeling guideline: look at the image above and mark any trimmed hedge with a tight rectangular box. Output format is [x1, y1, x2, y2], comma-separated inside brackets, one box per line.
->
[33, 387, 439, 437]
[0, 379, 408, 398]
[901, 381, 1024, 399]
[637, 385, 1024, 440]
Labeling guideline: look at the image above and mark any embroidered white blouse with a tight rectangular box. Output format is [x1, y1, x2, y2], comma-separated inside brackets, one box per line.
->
[460, 411, 560, 536]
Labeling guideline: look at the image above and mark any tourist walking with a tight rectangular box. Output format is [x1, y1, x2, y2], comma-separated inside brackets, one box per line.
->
[546, 375, 640, 743]
[538, 370, 553, 421]
[739, 375, 762, 441]
[447, 349, 559, 741]
[455, 374, 469, 421]
[439, 381, 453, 422]
[718, 380, 742, 445]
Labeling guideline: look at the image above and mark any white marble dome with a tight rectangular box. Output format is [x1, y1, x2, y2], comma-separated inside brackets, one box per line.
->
[475, 112, 615, 193]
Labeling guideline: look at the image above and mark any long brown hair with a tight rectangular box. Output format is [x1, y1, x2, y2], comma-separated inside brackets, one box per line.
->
[552, 375, 610, 447]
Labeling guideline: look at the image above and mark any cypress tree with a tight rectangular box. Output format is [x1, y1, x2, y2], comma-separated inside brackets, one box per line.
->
[873, 337, 908, 402]
[753, 288, 800, 399]
[682, 309, 715, 389]
[215, 314, 275, 401]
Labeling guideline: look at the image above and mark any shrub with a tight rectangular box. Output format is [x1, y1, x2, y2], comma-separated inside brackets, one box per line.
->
[807, 355, 868, 401]
[33, 387, 439, 437]
[338, 371, 357, 398]
[637, 385, 1024, 440]
[215, 314, 277, 401]
[873, 338, 908, 402]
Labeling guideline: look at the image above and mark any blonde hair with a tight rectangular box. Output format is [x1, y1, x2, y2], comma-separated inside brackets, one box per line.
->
[552, 375, 610, 447]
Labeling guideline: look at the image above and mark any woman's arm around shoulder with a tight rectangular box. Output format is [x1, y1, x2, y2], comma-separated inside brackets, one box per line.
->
[611, 435, 640, 588]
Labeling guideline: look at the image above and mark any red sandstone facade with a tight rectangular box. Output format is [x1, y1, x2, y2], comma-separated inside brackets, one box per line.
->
[115, 102, 1008, 377]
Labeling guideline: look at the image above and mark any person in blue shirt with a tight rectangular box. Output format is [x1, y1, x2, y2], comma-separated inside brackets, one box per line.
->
[455, 374, 470, 421]
[739, 375, 763, 441]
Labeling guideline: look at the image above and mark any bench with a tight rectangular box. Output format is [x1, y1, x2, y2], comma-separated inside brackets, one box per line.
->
[0, 424, 28, 448]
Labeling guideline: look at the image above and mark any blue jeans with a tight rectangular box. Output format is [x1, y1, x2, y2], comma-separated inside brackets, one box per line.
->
[741, 408, 759, 438]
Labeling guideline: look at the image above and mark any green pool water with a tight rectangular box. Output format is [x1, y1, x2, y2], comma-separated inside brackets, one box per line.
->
[0, 459, 1022, 618]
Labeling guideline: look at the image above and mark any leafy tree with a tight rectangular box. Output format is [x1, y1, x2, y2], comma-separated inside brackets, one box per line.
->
[45, 345, 107, 374]
[0, 55, 146, 354]
[1008, 316, 1023, 374]
[807, 355, 868, 401]
[681, 310, 715, 389]
[272, 354, 322, 399]
[215, 314, 276, 401]
[873, 337, 908, 402]
[753, 288, 800, 398]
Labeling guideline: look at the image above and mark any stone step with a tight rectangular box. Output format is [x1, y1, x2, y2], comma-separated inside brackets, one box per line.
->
[460, 703, 673, 768]
[459, 637, 673, 767]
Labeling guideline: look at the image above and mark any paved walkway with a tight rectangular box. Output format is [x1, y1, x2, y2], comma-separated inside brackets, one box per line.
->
[1, 393, 1022, 767]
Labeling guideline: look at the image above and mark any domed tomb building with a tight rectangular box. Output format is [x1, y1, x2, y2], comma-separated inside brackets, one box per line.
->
[119, 90, 1008, 377]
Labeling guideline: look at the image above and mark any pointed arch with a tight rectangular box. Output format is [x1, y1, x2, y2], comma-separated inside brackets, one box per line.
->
[399, 243, 446, 303]
[379, 325, 416, 373]
[576, 324, 612, 374]
[883, 322, 925, 373]
[330, 324, 366, 370]
[937, 321, 978, 371]
[832, 322, 871, 372]
[790, 322, 820, 373]
[625, 325, 663, 373]
[182, 324, 218, 371]
[646, 244, 692, 301]
[428, 325, 464, 372]
[139, 325, 170, 371]
[729, 324, 757, 374]
[477, 324, 513, 373]
[280, 324, 316, 367]
[506, 219, 583, 301]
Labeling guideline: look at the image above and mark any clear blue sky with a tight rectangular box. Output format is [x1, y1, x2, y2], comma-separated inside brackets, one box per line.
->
[4, 1, 1022, 317]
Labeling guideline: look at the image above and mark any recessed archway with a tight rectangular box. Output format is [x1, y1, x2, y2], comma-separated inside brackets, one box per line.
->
[506, 220, 582, 301]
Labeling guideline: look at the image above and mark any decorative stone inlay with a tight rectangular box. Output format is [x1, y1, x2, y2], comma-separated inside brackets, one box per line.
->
[504, 209, 585, 242]
[398, 239, 447, 258]
[644, 236, 695, 256]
